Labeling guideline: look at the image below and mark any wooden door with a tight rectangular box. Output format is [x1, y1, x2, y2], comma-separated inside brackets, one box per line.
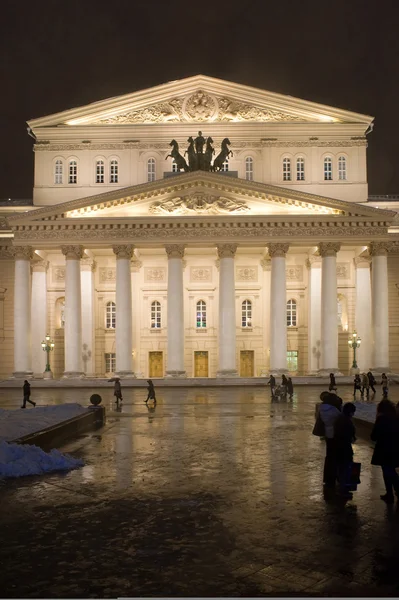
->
[149, 352, 163, 377]
[240, 350, 254, 377]
[194, 351, 209, 377]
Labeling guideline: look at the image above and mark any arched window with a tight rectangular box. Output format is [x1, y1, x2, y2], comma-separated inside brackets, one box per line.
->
[110, 159, 119, 183]
[296, 157, 305, 181]
[283, 158, 291, 181]
[245, 156, 253, 181]
[338, 156, 347, 180]
[106, 301, 116, 329]
[221, 157, 229, 172]
[68, 160, 77, 184]
[324, 157, 333, 181]
[196, 300, 207, 328]
[287, 299, 297, 327]
[54, 159, 63, 184]
[172, 160, 178, 173]
[147, 158, 156, 182]
[151, 300, 161, 329]
[242, 300, 252, 328]
[96, 160, 105, 184]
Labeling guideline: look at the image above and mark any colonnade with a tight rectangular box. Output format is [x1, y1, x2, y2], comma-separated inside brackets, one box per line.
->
[12, 241, 391, 378]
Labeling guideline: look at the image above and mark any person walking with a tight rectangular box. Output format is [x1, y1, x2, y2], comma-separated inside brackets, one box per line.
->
[367, 370, 376, 394]
[353, 374, 362, 398]
[21, 380, 36, 408]
[329, 373, 337, 392]
[267, 374, 276, 398]
[381, 373, 389, 397]
[361, 373, 370, 399]
[334, 402, 357, 499]
[145, 379, 156, 403]
[371, 399, 399, 504]
[319, 391, 342, 488]
[287, 377, 294, 400]
[113, 378, 123, 405]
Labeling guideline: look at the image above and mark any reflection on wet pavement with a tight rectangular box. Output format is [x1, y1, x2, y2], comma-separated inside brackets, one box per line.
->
[1, 385, 399, 597]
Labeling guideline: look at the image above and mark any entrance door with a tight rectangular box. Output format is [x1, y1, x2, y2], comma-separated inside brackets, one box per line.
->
[240, 350, 254, 377]
[149, 352, 163, 377]
[194, 351, 209, 377]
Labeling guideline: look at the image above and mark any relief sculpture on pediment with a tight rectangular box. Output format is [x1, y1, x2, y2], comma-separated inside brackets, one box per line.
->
[149, 193, 249, 216]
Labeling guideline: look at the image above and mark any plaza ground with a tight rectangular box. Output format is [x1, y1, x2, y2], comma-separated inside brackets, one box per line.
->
[1, 385, 399, 597]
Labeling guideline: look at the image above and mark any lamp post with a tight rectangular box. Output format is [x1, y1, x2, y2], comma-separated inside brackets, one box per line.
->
[41, 334, 55, 379]
[348, 330, 361, 370]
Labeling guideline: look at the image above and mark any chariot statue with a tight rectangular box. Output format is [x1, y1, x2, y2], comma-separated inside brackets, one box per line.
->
[166, 133, 233, 173]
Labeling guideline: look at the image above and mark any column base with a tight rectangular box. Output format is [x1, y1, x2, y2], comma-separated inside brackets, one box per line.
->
[216, 369, 239, 378]
[165, 370, 187, 378]
[318, 369, 343, 376]
[115, 371, 136, 378]
[43, 370, 53, 380]
[11, 371, 33, 379]
[62, 371, 85, 379]
[269, 368, 288, 375]
[372, 366, 390, 373]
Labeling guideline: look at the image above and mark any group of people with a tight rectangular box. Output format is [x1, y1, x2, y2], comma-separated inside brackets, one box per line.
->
[267, 374, 294, 400]
[316, 390, 399, 502]
[353, 372, 388, 398]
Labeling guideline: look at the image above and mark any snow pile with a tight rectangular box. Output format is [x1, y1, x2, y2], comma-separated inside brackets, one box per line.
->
[0, 403, 88, 442]
[353, 401, 377, 423]
[0, 441, 84, 479]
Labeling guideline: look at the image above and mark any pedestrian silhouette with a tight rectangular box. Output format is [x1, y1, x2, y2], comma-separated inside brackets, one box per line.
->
[21, 380, 36, 408]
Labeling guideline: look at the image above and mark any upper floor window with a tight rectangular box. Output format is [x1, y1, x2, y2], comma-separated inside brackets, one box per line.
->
[245, 157, 253, 181]
[96, 160, 105, 184]
[196, 300, 207, 328]
[324, 157, 333, 181]
[68, 160, 77, 184]
[296, 158, 305, 181]
[106, 301, 116, 329]
[172, 160, 178, 173]
[110, 160, 119, 183]
[287, 299, 297, 327]
[151, 300, 161, 329]
[221, 158, 229, 172]
[338, 156, 347, 181]
[242, 300, 252, 328]
[283, 158, 291, 181]
[54, 160, 63, 185]
[147, 158, 156, 182]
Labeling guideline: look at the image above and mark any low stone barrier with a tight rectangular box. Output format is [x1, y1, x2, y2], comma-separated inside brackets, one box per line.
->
[13, 406, 105, 451]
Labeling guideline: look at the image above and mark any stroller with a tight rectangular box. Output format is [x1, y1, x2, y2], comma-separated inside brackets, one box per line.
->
[274, 384, 287, 401]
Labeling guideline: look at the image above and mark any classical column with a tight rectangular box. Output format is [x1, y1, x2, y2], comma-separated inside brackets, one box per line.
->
[318, 242, 341, 373]
[13, 246, 33, 378]
[260, 257, 271, 372]
[81, 258, 96, 377]
[268, 243, 289, 373]
[31, 259, 48, 377]
[369, 242, 391, 371]
[165, 244, 186, 377]
[131, 255, 142, 377]
[306, 256, 322, 374]
[113, 245, 135, 377]
[354, 256, 372, 371]
[61, 245, 84, 378]
[217, 244, 238, 377]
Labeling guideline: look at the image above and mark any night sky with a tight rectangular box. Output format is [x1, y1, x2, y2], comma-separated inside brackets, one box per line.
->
[1, 0, 399, 199]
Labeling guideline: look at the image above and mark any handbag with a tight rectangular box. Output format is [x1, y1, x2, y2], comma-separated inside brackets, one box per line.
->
[312, 413, 325, 437]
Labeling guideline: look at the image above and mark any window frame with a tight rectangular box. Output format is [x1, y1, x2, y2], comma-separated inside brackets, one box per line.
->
[296, 157, 305, 181]
[95, 159, 105, 184]
[147, 157, 156, 182]
[105, 352, 116, 373]
[286, 298, 297, 327]
[68, 159, 78, 184]
[150, 300, 161, 329]
[338, 155, 347, 181]
[105, 301, 116, 329]
[245, 156, 254, 181]
[54, 159, 64, 185]
[324, 156, 333, 181]
[241, 299, 252, 328]
[196, 299, 207, 329]
[287, 350, 298, 372]
[282, 157, 292, 181]
[110, 159, 119, 184]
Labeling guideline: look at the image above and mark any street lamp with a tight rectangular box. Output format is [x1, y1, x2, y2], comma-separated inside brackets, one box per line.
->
[41, 334, 55, 377]
[348, 330, 361, 370]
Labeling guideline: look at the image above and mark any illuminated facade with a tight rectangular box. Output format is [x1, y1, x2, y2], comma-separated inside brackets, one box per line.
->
[1, 75, 398, 379]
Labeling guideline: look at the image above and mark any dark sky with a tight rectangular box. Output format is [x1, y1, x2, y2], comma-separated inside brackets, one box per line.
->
[1, 0, 399, 198]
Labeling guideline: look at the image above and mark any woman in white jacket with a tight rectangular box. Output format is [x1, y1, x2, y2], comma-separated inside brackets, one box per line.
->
[319, 392, 342, 488]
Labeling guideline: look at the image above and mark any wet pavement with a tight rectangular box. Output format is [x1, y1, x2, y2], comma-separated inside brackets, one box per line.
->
[1, 385, 399, 598]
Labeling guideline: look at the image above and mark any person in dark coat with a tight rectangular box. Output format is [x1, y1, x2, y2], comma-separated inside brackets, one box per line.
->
[267, 374, 276, 398]
[367, 370, 376, 394]
[329, 373, 337, 392]
[287, 377, 294, 399]
[353, 374, 362, 397]
[21, 380, 36, 408]
[146, 379, 156, 403]
[319, 392, 343, 487]
[113, 378, 123, 405]
[381, 373, 389, 398]
[334, 402, 357, 499]
[371, 399, 399, 503]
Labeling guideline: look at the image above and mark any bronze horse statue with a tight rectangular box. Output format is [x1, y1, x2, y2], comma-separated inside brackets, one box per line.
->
[184, 136, 197, 171]
[203, 137, 215, 171]
[165, 139, 189, 172]
[212, 138, 233, 172]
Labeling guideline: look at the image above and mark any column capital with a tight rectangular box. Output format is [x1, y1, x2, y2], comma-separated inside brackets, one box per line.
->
[112, 245, 134, 259]
[354, 256, 371, 269]
[31, 259, 49, 272]
[12, 246, 34, 260]
[368, 241, 393, 257]
[165, 244, 185, 259]
[61, 245, 84, 260]
[318, 242, 341, 257]
[80, 258, 96, 272]
[306, 256, 321, 269]
[217, 244, 237, 259]
[267, 243, 289, 258]
[260, 257, 271, 271]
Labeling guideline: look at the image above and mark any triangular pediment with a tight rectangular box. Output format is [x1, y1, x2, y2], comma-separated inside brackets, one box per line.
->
[28, 75, 373, 128]
[8, 173, 395, 226]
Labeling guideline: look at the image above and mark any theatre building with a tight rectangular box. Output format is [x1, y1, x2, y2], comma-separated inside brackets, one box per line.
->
[1, 75, 398, 379]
